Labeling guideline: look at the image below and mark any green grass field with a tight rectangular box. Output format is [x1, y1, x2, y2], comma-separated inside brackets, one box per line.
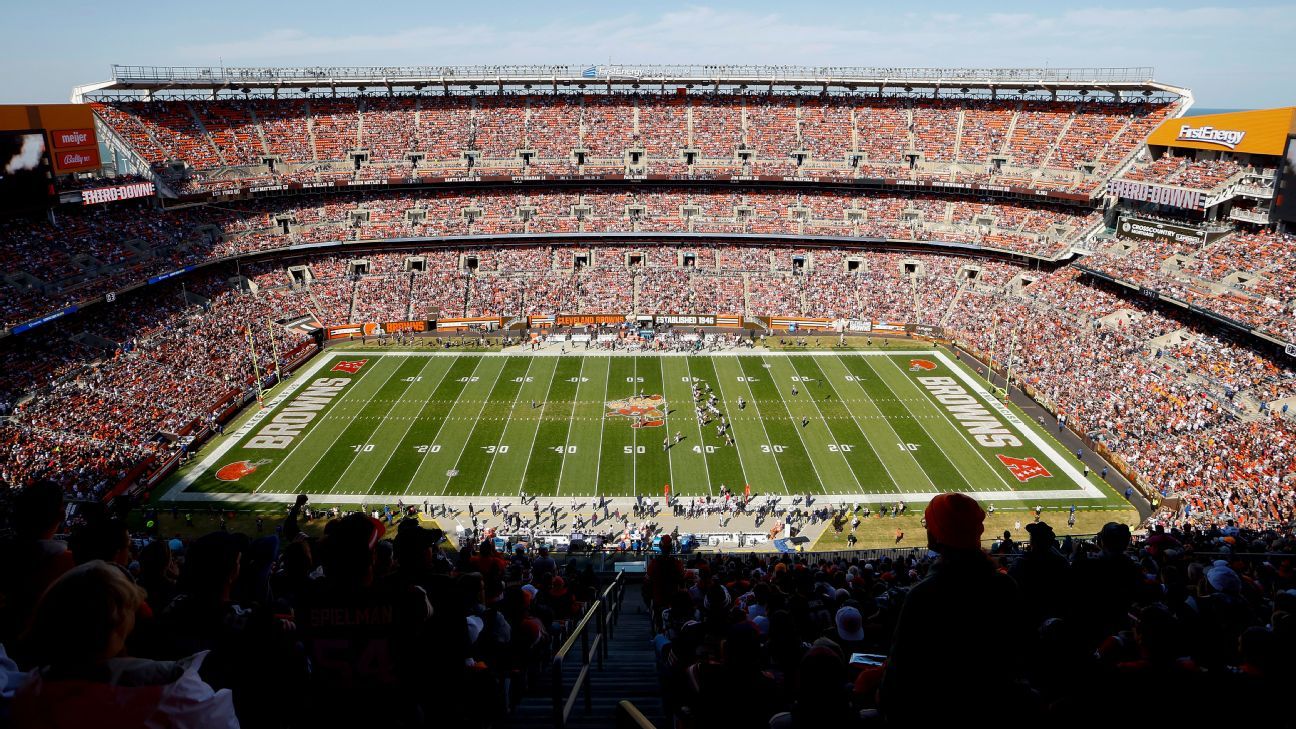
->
[163, 347, 1127, 508]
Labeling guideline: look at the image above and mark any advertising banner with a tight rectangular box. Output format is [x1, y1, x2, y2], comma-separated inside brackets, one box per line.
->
[872, 321, 906, 332]
[1144, 108, 1296, 156]
[1116, 216, 1207, 246]
[324, 320, 431, 339]
[653, 314, 716, 326]
[769, 316, 833, 330]
[50, 128, 94, 149]
[909, 323, 945, 338]
[437, 316, 501, 331]
[556, 314, 626, 326]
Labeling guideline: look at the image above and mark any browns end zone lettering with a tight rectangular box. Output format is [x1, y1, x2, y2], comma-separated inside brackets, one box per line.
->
[917, 377, 1021, 447]
[246, 377, 351, 449]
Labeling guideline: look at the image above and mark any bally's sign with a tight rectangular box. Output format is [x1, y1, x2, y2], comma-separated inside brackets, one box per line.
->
[1175, 124, 1246, 150]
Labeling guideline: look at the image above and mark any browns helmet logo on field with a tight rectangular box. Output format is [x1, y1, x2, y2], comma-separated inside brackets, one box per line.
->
[606, 394, 667, 428]
[909, 359, 938, 371]
[216, 459, 273, 482]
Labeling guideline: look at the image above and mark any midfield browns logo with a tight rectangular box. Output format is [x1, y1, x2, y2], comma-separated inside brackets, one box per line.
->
[606, 394, 667, 428]
[996, 454, 1052, 482]
[216, 459, 273, 481]
[331, 359, 368, 374]
[909, 359, 938, 371]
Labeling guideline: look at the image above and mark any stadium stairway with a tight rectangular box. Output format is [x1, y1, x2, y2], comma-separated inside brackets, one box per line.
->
[502, 586, 664, 729]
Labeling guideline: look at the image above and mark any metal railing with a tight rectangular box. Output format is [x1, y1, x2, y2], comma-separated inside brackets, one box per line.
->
[552, 572, 625, 729]
[110, 64, 1158, 85]
[616, 700, 660, 729]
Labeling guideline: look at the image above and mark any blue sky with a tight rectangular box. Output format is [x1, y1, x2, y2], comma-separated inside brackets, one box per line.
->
[3, 0, 1293, 108]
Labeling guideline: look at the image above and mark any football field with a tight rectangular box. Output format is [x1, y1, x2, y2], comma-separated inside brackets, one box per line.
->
[166, 347, 1124, 507]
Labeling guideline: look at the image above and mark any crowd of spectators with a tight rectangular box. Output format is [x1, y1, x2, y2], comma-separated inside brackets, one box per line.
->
[91, 93, 1176, 196]
[0, 488, 612, 728]
[1, 188, 1107, 329]
[1084, 229, 1296, 342]
[646, 499, 1294, 726]
[4, 235, 1294, 535]
[0, 273, 312, 498]
[1120, 154, 1266, 192]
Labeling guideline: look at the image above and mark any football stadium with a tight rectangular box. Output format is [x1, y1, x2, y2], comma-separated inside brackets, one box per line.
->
[1, 10, 1295, 726]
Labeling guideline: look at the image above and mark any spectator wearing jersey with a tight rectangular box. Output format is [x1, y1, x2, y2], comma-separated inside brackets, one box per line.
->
[296, 513, 433, 727]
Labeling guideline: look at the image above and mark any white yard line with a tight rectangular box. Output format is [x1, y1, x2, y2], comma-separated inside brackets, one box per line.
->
[801, 356, 901, 495]
[829, 356, 937, 490]
[401, 356, 488, 496]
[355, 358, 455, 493]
[687, 358, 735, 498]
[547, 357, 586, 498]
[255, 355, 396, 495]
[856, 355, 989, 493]
[475, 357, 538, 495]
[668, 357, 712, 497]
[437, 357, 512, 495]
[590, 355, 609, 495]
[716, 359, 795, 493]
[748, 356, 833, 494]
[875, 355, 1022, 493]
[329, 356, 442, 494]
[630, 357, 639, 500]
[764, 355, 866, 494]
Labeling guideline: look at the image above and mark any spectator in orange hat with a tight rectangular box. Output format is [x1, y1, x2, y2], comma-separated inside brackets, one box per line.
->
[878, 493, 1027, 726]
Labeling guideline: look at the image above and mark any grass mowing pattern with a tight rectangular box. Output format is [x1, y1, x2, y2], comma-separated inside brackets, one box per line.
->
[177, 350, 1127, 507]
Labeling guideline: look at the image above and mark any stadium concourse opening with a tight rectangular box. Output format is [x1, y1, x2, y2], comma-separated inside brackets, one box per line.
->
[0, 60, 1293, 729]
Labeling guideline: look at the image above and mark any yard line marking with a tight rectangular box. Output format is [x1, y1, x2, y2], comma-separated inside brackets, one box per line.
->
[876, 355, 1021, 493]
[764, 355, 866, 494]
[591, 357, 612, 498]
[245, 358, 388, 494]
[748, 355, 831, 494]
[438, 355, 513, 492]
[669, 357, 712, 497]
[630, 357, 639, 500]
[657, 357, 689, 497]
[331, 356, 444, 494]
[858, 355, 986, 492]
[679, 355, 720, 495]
[829, 355, 935, 490]
[550, 356, 586, 498]
[389, 356, 484, 496]
[279, 356, 407, 494]
[795, 356, 900, 495]
[402, 356, 489, 495]
[475, 357, 538, 495]
[713, 358, 791, 493]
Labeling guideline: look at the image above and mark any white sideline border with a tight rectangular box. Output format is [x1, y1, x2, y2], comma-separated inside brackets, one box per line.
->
[163, 348, 1108, 504]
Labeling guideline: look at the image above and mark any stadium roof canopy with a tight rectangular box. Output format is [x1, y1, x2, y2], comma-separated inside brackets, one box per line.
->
[74, 64, 1189, 101]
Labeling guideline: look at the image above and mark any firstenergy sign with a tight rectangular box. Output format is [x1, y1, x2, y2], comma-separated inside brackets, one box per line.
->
[1175, 124, 1245, 150]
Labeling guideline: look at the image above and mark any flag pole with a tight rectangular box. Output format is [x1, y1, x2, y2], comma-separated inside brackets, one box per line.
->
[266, 317, 283, 384]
